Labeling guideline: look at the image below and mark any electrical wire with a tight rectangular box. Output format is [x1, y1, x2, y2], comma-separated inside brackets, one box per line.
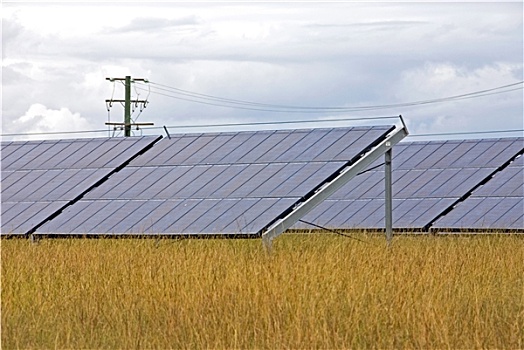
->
[298, 219, 370, 243]
[1, 129, 110, 137]
[134, 80, 524, 113]
[141, 81, 523, 109]
[141, 115, 401, 132]
[407, 129, 524, 137]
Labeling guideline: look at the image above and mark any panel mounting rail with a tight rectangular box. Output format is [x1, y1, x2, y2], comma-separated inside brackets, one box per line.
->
[261, 121, 409, 248]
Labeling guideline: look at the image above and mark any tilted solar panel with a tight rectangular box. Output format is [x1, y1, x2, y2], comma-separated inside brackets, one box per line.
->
[0, 137, 160, 235]
[295, 138, 524, 230]
[433, 151, 524, 230]
[36, 126, 395, 235]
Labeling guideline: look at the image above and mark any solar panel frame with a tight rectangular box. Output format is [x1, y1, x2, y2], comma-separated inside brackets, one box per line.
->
[1, 136, 161, 234]
[33, 126, 401, 235]
[285, 162, 347, 198]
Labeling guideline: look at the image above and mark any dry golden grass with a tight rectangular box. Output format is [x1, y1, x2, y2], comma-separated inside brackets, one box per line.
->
[1, 234, 523, 349]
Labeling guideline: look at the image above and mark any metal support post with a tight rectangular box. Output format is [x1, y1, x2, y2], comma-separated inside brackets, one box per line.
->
[261, 124, 408, 245]
[385, 147, 393, 245]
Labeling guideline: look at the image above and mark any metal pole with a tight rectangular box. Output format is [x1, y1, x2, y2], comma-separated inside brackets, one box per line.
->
[124, 76, 131, 137]
[385, 147, 393, 245]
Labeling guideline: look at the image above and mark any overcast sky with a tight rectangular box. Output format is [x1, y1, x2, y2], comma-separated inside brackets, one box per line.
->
[2, 1, 523, 141]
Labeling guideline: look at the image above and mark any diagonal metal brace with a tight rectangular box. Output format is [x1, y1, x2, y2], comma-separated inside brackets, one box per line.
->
[261, 124, 409, 249]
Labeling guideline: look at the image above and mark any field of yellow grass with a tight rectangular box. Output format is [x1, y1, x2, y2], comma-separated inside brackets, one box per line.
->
[2, 234, 523, 349]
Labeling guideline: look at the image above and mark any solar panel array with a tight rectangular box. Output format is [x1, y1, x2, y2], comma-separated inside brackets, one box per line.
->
[434, 152, 523, 230]
[2, 131, 522, 236]
[36, 126, 394, 235]
[1, 137, 160, 234]
[296, 138, 524, 230]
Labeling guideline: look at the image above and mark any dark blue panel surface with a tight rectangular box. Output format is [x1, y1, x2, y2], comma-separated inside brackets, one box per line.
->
[32, 126, 397, 235]
[236, 131, 286, 163]
[287, 162, 346, 197]
[240, 198, 298, 234]
[299, 137, 523, 230]
[190, 164, 248, 198]
[1, 137, 160, 234]
[7, 142, 57, 170]
[2, 143, 42, 170]
[5, 201, 66, 234]
[199, 133, 254, 164]
[202, 198, 260, 233]
[255, 131, 310, 163]
[131, 166, 194, 200]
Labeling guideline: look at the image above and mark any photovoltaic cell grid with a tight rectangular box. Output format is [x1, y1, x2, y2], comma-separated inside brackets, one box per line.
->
[37, 126, 394, 235]
[295, 138, 524, 230]
[1, 137, 160, 234]
[434, 151, 524, 230]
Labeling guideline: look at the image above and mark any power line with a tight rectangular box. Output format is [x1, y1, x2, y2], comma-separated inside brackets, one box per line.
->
[134, 80, 524, 113]
[1, 129, 110, 137]
[407, 129, 524, 137]
[3, 124, 521, 139]
[144, 116, 401, 131]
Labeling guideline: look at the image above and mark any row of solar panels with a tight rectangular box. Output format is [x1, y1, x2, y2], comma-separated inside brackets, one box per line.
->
[1, 126, 523, 236]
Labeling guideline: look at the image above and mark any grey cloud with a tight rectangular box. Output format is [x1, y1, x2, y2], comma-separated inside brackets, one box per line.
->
[306, 20, 428, 29]
[107, 16, 200, 34]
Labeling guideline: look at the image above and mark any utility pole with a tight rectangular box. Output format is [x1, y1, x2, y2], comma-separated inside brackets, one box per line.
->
[106, 76, 151, 137]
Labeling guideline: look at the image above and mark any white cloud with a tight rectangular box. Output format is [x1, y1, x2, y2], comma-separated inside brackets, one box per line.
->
[4, 104, 94, 140]
[393, 62, 523, 136]
[1, 2, 522, 140]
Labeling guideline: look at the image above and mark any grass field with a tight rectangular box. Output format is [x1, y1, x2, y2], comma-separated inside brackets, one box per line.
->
[1, 234, 523, 349]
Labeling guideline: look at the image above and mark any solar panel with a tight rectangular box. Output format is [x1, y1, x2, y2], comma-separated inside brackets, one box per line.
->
[298, 138, 524, 230]
[36, 126, 395, 235]
[434, 151, 524, 230]
[0, 136, 161, 235]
